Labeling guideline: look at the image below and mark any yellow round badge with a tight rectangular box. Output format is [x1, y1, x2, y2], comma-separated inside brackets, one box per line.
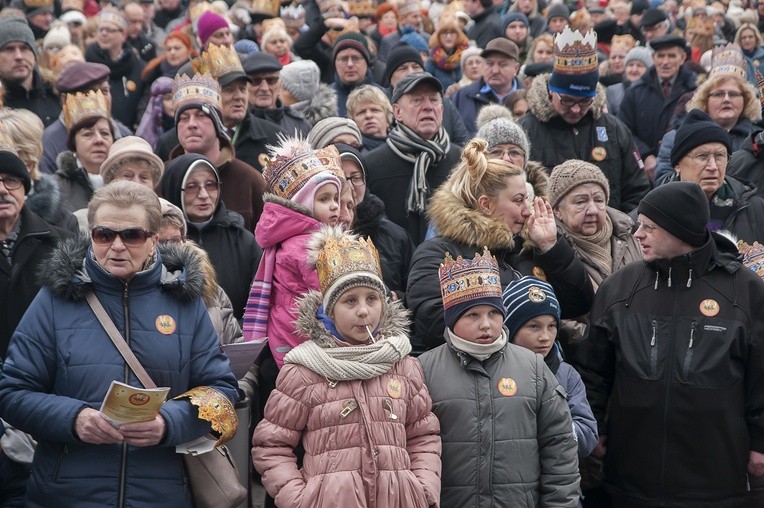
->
[125, 80, 137, 93]
[155, 315, 176, 335]
[591, 147, 607, 161]
[532, 266, 547, 280]
[387, 379, 402, 399]
[699, 299, 720, 317]
[498, 377, 518, 397]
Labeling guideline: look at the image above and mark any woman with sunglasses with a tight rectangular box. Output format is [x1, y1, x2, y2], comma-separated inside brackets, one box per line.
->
[0, 180, 238, 508]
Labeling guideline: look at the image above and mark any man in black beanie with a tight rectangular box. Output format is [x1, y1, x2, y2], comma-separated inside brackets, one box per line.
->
[574, 179, 764, 507]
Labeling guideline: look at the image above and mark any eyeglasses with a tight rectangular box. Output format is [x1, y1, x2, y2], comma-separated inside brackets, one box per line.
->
[97, 26, 122, 34]
[91, 226, 154, 246]
[554, 92, 594, 108]
[346, 174, 365, 186]
[635, 221, 658, 234]
[182, 181, 219, 196]
[687, 151, 729, 167]
[160, 235, 187, 245]
[336, 55, 364, 65]
[488, 147, 525, 161]
[250, 76, 279, 86]
[708, 90, 743, 100]
[0, 176, 23, 191]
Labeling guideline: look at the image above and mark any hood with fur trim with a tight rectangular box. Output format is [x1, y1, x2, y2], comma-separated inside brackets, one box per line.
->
[526, 73, 608, 123]
[40, 236, 206, 303]
[294, 290, 411, 349]
[297, 83, 339, 127]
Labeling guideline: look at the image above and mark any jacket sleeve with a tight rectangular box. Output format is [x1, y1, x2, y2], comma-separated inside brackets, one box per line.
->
[617, 88, 652, 157]
[653, 130, 677, 183]
[746, 282, 764, 453]
[403, 358, 442, 508]
[536, 357, 581, 506]
[293, 17, 331, 75]
[443, 98, 470, 146]
[215, 286, 244, 344]
[615, 119, 650, 213]
[560, 364, 598, 458]
[251, 364, 310, 507]
[406, 240, 450, 351]
[532, 238, 595, 319]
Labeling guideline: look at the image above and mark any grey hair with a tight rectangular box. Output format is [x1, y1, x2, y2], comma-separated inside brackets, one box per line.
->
[88, 180, 162, 233]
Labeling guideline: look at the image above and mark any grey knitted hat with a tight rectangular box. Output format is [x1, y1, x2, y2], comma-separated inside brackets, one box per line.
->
[0, 18, 36, 53]
[280, 60, 320, 102]
[307, 117, 362, 149]
[548, 159, 610, 208]
[625, 46, 653, 69]
[475, 105, 530, 156]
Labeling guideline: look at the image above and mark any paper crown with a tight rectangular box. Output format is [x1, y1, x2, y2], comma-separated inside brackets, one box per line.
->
[317, 0, 343, 15]
[348, 0, 377, 18]
[738, 239, 764, 280]
[439, 247, 502, 310]
[98, 7, 127, 30]
[172, 73, 222, 111]
[189, 1, 212, 22]
[193, 43, 244, 80]
[397, 0, 421, 17]
[24, 0, 53, 10]
[709, 43, 748, 80]
[173, 386, 237, 447]
[553, 27, 598, 75]
[281, 4, 306, 27]
[252, 0, 280, 16]
[63, 90, 110, 130]
[263, 138, 342, 199]
[315, 232, 383, 295]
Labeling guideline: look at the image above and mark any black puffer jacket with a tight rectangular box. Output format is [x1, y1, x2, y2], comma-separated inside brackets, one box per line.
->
[728, 132, 764, 198]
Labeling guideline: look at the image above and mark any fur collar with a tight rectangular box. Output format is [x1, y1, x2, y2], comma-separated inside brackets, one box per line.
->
[295, 290, 411, 349]
[298, 83, 339, 127]
[526, 73, 607, 123]
[55, 151, 81, 178]
[27, 176, 64, 225]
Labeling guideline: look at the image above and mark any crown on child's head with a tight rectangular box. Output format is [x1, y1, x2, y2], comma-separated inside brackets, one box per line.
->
[63, 90, 110, 130]
[439, 247, 502, 310]
[709, 43, 748, 80]
[263, 136, 342, 199]
[193, 43, 245, 80]
[172, 72, 222, 111]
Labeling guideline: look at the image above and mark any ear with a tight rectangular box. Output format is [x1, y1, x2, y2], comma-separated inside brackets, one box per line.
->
[477, 194, 493, 216]
[392, 103, 402, 122]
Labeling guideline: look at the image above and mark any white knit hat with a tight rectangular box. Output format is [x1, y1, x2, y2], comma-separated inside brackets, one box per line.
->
[43, 24, 71, 52]
[280, 60, 321, 102]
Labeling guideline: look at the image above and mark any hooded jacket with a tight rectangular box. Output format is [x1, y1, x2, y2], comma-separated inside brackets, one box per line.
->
[252, 291, 442, 508]
[0, 239, 238, 507]
[574, 233, 764, 507]
[520, 74, 650, 213]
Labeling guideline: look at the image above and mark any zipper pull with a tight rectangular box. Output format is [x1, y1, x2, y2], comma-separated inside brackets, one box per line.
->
[327, 379, 337, 389]
[383, 399, 398, 420]
[650, 320, 657, 347]
[340, 400, 357, 418]
[689, 321, 696, 349]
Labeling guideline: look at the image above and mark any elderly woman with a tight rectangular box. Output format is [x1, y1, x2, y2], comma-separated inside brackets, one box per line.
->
[445, 46, 484, 97]
[406, 138, 594, 353]
[0, 181, 238, 507]
[346, 85, 393, 151]
[661, 109, 764, 244]
[159, 153, 260, 320]
[261, 26, 299, 66]
[606, 46, 652, 117]
[54, 90, 115, 212]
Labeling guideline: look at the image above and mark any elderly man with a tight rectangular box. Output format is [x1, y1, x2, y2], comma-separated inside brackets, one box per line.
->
[575, 181, 764, 507]
[242, 52, 311, 136]
[640, 8, 670, 42]
[452, 37, 523, 135]
[195, 10, 234, 50]
[521, 28, 649, 213]
[22, 0, 54, 40]
[365, 72, 461, 245]
[0, 18, 60, 127]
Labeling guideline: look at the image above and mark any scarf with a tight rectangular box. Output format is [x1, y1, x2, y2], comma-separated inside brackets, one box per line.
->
[708, 181, 735, 233]
[430, 42, 468, 72]
[447, 328, 508, 361]
[560, 213, 614, 284]
[241, 247, 277, 342]
[284, 334, 412, 381]
[277, 53, 291, 66]
[387, 123, 450, 215]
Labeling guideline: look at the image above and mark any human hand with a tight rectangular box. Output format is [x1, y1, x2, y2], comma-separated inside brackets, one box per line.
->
[75, 408, 124, 445]
[324, 17, 348, 30]
[643, 155, 657, 183]
[593, 435, 607, 458]
[748, 450, 764, 476]
[120, 415, 167, 447]
[526, 197, 557, 253]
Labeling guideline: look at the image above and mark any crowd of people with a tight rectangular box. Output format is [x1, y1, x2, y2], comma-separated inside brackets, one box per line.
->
[1, 0, 764, 506]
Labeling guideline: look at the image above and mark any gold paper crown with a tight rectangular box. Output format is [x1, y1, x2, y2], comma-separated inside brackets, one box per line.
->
[189, 1, 212, 22]
[193, 43, 245, 80]
[173, 386, 238, 447]
[316, 233, 383, 295]
[24, 0, 53, 9]
[439, 247, 502, 310]
[252, 0, 280, 16]
[263, 141, 342, 199]
[709, 43, 748, 80]
[63, 90, 110, 130]
[738, 239, 764, 280]
[348, 0, 377, 18]
[98, 7, 127, 30]
[281, 4, 306, 27]
[172, 72, 222, 111]
[553, 27, 599, 75]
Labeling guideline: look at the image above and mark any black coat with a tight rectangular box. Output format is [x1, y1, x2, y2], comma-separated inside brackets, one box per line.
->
[466, 6, 503, 49]
[1, 71, 61, 128]
[85, 43, 146, 128]
[728, 132, 764, 198]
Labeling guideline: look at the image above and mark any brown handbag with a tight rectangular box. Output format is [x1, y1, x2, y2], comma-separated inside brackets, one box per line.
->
[86, 291, 248, 508]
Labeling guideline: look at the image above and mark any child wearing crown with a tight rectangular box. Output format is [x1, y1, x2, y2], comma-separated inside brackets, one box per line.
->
[252, 226, 441, 508]
[418, 248, 580, 507]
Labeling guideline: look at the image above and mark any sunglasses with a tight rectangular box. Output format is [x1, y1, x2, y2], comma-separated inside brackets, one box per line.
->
[91, 227, 154, 246]
[250, 76, 279, 85]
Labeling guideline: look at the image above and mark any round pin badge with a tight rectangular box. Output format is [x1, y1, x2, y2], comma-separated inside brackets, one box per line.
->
[532, 266, 547, 280]
[155, 315, 177, 335]
[497, 377, 518, 397]
[387, 379, 402, 399]
[699, 299, 720, 317]
[125, 80, 137, 93]
[591, 147, 607, 161]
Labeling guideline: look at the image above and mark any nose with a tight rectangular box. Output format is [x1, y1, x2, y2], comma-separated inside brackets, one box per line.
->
[479, 315, 492, 330]
[197, 185, 210, 198]
[110, 235, 126, 251]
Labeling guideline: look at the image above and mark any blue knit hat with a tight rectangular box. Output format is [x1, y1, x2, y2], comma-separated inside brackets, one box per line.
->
[502, 12, 530, 33]
[548, 27, 600, 98]
[502, 276, 560, 341]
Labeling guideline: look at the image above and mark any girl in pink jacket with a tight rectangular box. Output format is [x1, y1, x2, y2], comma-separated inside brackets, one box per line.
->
[252, 226, 442, 508]
[243, 137, 344, 367]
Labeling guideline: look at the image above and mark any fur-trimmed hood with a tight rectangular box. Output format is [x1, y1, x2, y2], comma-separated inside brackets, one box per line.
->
[40, 236, 206, 303]
[26, 175, 66, 225]
[294, 290, 411, 349]
[55, 151, 83, 179]
[526, 73, 608, 123]
[296, 83, 338, 127]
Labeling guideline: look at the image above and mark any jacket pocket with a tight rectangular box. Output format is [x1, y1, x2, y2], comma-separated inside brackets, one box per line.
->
[52, 445, 68, 482]
[617, 315, 666, 381]
[675, 318, 742, 388]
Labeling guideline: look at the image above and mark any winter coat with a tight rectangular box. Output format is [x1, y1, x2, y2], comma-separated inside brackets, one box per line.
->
[365, 141, 461, 246]
[1, 70, 61, 127]
[555, 361, 598, 459]
[406, 173, 595, 352]
[53, 151, 95, 213]
[728, 133, 764, 197]
[292, 14, 334, 84]
[424, 59, 462, 90]
[520, 74, 650, 213]
[617, 65, 698, 157]
[84, 43, 146, 128]
[40, 117, 132, 175]
[466, 6, 503, 49]
[418, 331, 579, 507]
[252, 291, 441, 508]
[208, 285, 243, 344]
[452, 77, 524, 135]
[604, 78, 634, 118]
[26, 175, 79, 233]
[574, 233, 764, 507]
[743, 46, 764, 86]
[0, 239, 239, 507]
[383, 86, 471, 146]
[251, 102, 312, 137]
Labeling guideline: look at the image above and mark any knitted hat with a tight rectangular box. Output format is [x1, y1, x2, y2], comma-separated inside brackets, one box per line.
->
[333, 32, 371, 64]
[197, 11, 229, 47]
[631, 0, 649, 15]
[475, 105, 530, 156]
[546, 3, 570, 21]
[501, 12, 530, 33]
[625, 46, 653, 69]
[548, 159, 610, 208]
[670, 109, 732, 166]
[384, 44, 424, 86]
[400, 28, 428, 53]
[502, 276, 560, 341]
[280, 60, 320, 102]
[0, 150, 31, 193]
[0, 18, 36, 53]
[549, 27, 599, 98]
[43, 24, 71, 52]
[440, 248, 505, 330]
[100, 136, 165, 185]
[172, 73, 230, 143]
[637, 182, 710, 247]
[159, 198, 188, 236]
[308, 117, 362, 149]
[60, 10, 87, 26]
[460, 45, 483, 69]
[309, 225, 386, 316]
[24, 0, 54, 18]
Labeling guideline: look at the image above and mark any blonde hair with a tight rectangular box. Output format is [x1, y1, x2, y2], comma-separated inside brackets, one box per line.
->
[346, 85, 394, 126]
[261, 26, 292, 52]
[0, 108, 44, 181]
[686, 73, 761, 122]
[524, 33, 554, 65]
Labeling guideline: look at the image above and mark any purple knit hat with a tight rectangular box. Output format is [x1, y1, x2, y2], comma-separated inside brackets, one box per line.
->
[197, 11, 229, 46]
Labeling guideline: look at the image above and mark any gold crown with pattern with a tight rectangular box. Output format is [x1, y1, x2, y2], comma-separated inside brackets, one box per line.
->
[316, 232, 383, 295]
[738, 239, 764, 280]
[189, 1, 212, 22]
[348, 0, 377, 18]
[263, 141, 342, 199]
[193, 43, 244, 80]
[553, 26, 599, 75]
[709, 43, 747, 80]
[172, 72, 222, 110]
[252, 0, 280, 16]
[173, 386, 238, 447]
[98, 7, 127, 30]
[439, 247, 502, 310]
[24, 0, 53, 9]
[63, 90, 110, 130]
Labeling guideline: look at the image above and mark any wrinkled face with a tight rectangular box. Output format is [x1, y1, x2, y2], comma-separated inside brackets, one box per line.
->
[532, 40, 554, 63]
[462, 55, 484, 81]
[205, 26, 233, 48]
[652, 46, 686, 80]
[159, 224, 185, 244]
[390, 61, 423, 88]
[488, 142, 526, 168]
[75, 118, 114, 172]
[221, 78, 249, 126]
[247, 72, 280, 109]
[335, 48, 368, 85]
[481, 174, 530, 233]
[330, 286, 383, 345]
[706, 78, 745, 128]
[113, 160, 156, 189]
[740, 28, 758, 51]
[165, 38, 191, 67]
[182, 167, 219, 222]
[91, 204, 158, 281]
[178, 107, 219, 156]
[609, 47, 628, 74]
[512, 315, 558, 357]
[482, 54, 519, 93]
[392, 83, 444, 140]
[0, 42, 35, 85]
[553, 183, 608, 236]
[504, 21, 528, 44]
[312, 183, 340, 226]
[675, 141, 728, 199]
[625, 60, 648, 82]
[641, 21, 668, 41]
[551, 91, 593, 125]
[352, 102, 388, 138]
[342, 158, 366, 204]
[264, 36, 290, 58]
[634, 213, 694, 261]
[452, 305, 505, 344]
[97, 21, 127, 53]
[0, 172, 26, 225]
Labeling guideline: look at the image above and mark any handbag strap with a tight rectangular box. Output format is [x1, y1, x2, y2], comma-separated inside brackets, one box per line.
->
[86, 290, 158, 390]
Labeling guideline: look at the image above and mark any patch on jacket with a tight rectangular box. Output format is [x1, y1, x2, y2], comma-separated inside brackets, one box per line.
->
[704, 325, 727, 333]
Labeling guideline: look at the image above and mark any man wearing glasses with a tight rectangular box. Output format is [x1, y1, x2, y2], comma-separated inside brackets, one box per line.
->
[521, 27, 649, 213]
[331, 32, 384, 116]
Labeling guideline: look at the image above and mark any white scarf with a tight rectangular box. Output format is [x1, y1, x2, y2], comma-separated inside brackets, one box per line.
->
[447, 328, 508, 361]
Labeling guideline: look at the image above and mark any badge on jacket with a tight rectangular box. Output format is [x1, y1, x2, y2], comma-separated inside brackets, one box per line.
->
[699, 299, 720, 316]
[592, 147, 607, 161]
[155, 315, 176, 334]
[596, 126, 608, 142]
[498, 377, 518, 397]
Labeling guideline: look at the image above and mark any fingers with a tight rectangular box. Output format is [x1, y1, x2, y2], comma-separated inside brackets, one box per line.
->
[120, 416, 167, 447]
[75, 408, 124, 445]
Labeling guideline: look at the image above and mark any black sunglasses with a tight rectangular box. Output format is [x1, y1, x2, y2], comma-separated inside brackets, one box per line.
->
[91, 227, 154, 246]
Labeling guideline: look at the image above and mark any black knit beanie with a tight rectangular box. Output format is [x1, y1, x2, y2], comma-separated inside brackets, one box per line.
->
[637, 181, 710, 247]
[383, 44, 424, 86]
[333, 32, 371, 64]
[671, 109, 732, 167]
[0, 150, 31, 193]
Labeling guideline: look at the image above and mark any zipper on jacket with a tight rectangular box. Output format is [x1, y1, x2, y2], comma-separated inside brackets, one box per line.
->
[682, 321, 697, 378]
[118, 283, 131, 508]
[658, 288, 682, 500]
[382, 398, 397, 420]
[340, 399, 358, 418]
[52, 445, 68, 481]
[650, 320, 658, 378]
